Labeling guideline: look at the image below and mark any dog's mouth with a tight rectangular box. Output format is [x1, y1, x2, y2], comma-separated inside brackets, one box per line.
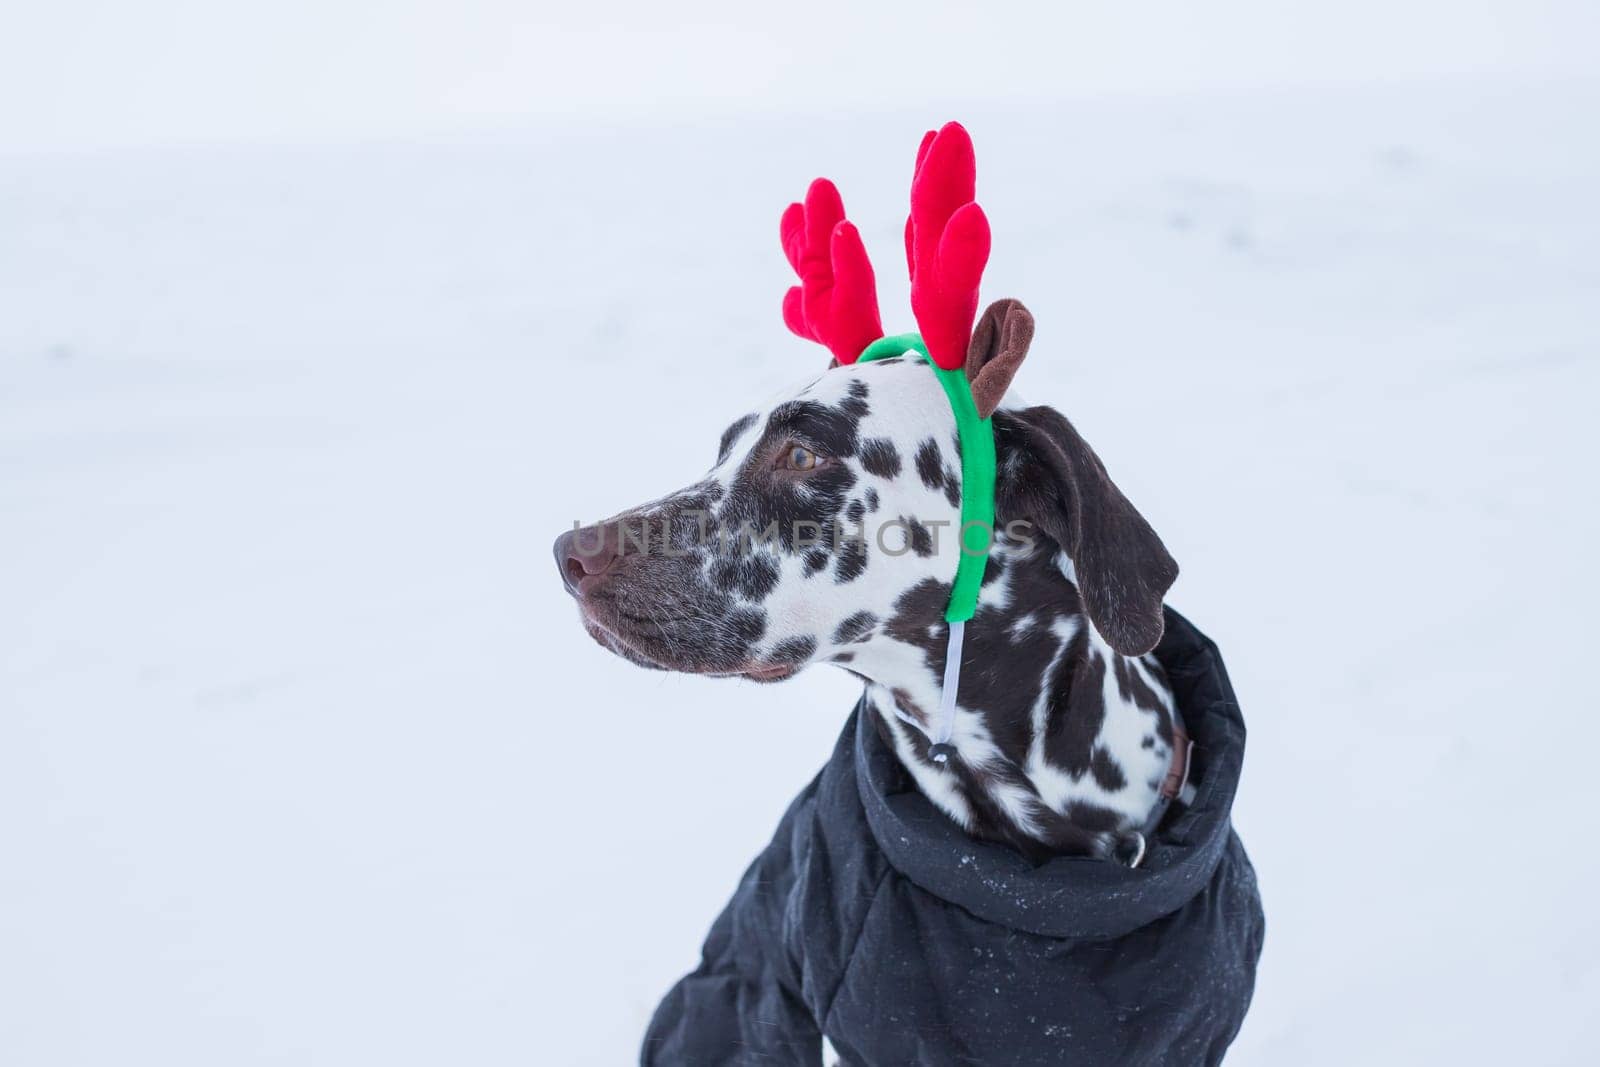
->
[733, 662, 797, 682]
[577, 600, 800, 683]
[580, 613, 668, 673]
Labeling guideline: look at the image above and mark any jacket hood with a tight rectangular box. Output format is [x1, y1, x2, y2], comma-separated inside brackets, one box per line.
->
[854, 606, 1247, 940]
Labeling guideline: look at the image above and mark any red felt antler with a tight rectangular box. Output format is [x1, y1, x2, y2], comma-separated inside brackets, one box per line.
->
[780, 178, 883, 364]
[905, 122, 991, 371]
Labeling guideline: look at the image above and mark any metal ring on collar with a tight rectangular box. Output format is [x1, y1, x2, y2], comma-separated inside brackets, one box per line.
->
[1123, 831, 1147, 869]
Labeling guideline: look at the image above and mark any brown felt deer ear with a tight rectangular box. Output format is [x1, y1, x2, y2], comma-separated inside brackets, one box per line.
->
[966, 298, 1034, 418]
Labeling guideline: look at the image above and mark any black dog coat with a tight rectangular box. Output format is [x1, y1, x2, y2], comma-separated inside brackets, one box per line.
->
[642, 610, 1265, 1065]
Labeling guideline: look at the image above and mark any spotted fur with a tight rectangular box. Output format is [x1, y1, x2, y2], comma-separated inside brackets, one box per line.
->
[556, 357, 1179, 858]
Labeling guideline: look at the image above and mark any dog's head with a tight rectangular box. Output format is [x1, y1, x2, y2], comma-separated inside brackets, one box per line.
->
[554, 299, 1177, 684]
[556, 124, 1176, 689]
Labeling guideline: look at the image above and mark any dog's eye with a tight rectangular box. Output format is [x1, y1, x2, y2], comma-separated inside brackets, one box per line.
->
[782, 445, 819, 472]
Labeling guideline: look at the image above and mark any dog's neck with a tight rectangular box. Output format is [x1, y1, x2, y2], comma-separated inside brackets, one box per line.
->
[841, 535, 1179, 859]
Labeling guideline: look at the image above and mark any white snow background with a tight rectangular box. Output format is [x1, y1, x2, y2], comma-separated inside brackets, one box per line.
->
[3, 4, 1598, 1064]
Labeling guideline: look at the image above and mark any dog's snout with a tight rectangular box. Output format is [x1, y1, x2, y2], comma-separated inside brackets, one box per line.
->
[555, 525, 621, 595]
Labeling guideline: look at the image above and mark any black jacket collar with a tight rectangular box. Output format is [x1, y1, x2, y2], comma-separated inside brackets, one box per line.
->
[854, 607, 1247, 939]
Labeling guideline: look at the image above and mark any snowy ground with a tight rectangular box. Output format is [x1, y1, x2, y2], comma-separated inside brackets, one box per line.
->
[3, 78, 1598, 1064]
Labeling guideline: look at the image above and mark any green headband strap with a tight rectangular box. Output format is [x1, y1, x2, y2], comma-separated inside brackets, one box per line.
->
[856, 333, 996, 623]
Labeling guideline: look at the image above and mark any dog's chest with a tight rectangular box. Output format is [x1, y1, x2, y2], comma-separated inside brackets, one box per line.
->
[863, 644, 1177, 844]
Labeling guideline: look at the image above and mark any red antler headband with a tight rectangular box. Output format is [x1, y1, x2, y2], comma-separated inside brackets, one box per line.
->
[781, 122, 990, 370]
[906, 124, 991, 370]
[779, 179, 883, 364]
[779, 122, 999, 766]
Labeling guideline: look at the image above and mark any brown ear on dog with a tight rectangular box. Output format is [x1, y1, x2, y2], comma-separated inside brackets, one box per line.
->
[966, 298, 1035, 419]
[997, 405, 1178, 656]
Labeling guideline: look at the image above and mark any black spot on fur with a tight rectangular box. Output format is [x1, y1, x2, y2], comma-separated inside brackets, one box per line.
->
[740, 555, 780, 600]
[769, 635, 816, 664]
[840, 379, 870, 419]
[728, 608, 766, 646]
[914, 436, 961, 507]
[883, 578, 953, 649]
[941, 468, 961, 508]
[905, 517, 934, 557]
[1090, 746, 1127, 791]
[915, 438, 944, 492]
[708, 553, 779, 601]
[832, 650, 855, 663]
[1046, 643, 1106, 777]
[765, 399, 862, 459]
[834, 538, 867, 583]
[832, 611, 878, 645]
[859, 438, 902, 478]
[1065, 801, 1123, 833]
[803, 549, 829, 576]
[717, 413, 757, 463]
[846, 498, 866, 525]
[865, 487, 879, 512]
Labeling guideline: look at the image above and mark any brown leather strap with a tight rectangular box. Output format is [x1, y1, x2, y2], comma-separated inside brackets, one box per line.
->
[1160, 726, 1194, 801]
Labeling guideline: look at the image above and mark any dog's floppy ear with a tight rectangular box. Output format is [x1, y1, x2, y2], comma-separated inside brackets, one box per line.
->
[996, 405, 1177, 656]
[966, 299, 1034, 418]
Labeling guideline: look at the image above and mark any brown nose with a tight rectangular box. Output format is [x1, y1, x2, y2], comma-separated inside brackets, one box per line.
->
[554, 525, 621, 595]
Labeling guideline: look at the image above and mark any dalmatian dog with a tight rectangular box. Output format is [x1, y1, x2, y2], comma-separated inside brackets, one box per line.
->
[553, 299, 1181, 861]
